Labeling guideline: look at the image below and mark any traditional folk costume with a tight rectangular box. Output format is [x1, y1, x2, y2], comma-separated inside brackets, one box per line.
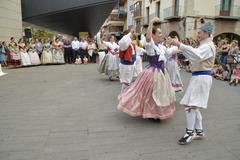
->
[41, 43, 53, 64]
[98, 41, 119, 80]
[98, 51, 109, 75]
[52, 41, 65, 64]
[166, 45, 183, 92]
[178, 22, 216, 145]
[118, 33, 137, 91]
[8, 42, 21, 67]
[118, 38, 175, 119]
[28, 44, 41, 65]
[97, 42, 106, 65]
[19, 43, 31, 66]
[133, 45, 145, 78]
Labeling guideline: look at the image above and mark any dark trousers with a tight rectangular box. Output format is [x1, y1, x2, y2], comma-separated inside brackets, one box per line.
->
[80, 49, 88, 61]
[64, 48, 72, 64]
[90, 52, 97, 63]
[72, 49, 79, 62]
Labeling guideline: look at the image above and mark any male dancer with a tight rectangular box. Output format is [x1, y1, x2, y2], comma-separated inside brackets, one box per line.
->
[171, 22, 216, 145]
[118, 28, 136, 92]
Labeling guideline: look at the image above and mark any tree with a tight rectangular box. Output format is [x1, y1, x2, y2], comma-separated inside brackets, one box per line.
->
[32, 29, 55, 39]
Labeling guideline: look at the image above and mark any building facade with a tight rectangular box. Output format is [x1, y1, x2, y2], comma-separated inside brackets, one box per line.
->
[102, 0, 128, 39]
[133, 0, 240, 41]
[0, 0, 22, 43]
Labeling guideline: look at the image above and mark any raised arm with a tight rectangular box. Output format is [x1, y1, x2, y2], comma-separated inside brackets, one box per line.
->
[119, 33, 132, 51]
[171, 38, 214, 63]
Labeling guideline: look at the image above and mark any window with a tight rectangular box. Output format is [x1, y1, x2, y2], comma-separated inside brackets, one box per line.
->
[220, 0, 231, 16]
[174, 0, 179, 16]
[156, 1, 160, 17]
[134, 1, 142, 17]
[146, 7, 150, 23]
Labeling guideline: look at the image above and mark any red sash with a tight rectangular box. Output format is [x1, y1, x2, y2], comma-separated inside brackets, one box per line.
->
[107, 47, 117, 55]
[119, 43, 135, 62]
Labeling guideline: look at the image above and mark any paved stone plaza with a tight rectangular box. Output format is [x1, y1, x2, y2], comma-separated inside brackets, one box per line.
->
[0, 64, 239, 160]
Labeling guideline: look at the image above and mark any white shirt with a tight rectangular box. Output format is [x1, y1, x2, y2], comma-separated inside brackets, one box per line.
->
[140, 34, 146, 47]
[179, 38, 215, 64]
[144, 38, 170, 63]
[119, 33, 133, 51]
[103, 41, 119, 54]
[71, 40, 80, 50]
[80, 41, 88, 50]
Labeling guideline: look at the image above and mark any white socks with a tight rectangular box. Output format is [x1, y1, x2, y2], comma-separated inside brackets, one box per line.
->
[185, 107, 203, 132]
[185, 108, 196, 131]
[195, 109, 203, 131]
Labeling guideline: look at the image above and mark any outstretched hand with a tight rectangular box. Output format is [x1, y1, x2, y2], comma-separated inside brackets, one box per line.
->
[169, 36, 181, 47]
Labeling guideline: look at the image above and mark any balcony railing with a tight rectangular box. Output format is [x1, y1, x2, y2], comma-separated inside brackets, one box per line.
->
[134, 8, 142, 18]
[215, 4, 240, 18]
[133, 1, 142, 18]
[163, 6, 182, 20]
[118, 6, 127, 18]
[109, 15, 125, 21]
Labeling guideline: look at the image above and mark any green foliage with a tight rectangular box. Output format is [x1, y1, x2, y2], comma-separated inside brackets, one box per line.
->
[32, 29, 55, 39]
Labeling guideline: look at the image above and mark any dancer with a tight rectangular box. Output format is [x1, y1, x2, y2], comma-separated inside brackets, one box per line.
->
[118, 28, 137, 92]
[165, 37, 183, 92]
[171, 22, 216, 145]
[118, 17, 175, 120]
[98, 35, 119, 81]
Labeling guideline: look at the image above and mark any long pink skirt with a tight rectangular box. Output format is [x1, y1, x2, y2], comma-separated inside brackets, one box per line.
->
[118, 67, 175, 119]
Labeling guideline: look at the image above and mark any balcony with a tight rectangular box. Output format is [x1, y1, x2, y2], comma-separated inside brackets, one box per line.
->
[133, 1, 142, 19]
[106, 16, 125, 27]
[163, 6, 182, 21]
[215, 4, 240, 20]
[118, 6, 127, 18]
[134, 8, 142, 19]
[106, 21, 124, 27]
[109, 14, 125, 21]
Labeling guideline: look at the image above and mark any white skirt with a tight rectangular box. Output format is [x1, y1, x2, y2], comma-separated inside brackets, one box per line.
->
[53, 49, 64, 64]
[119, 63, 135, 84]
[28, 51, 41, 65]
[98, 51, 105, 65]
[20, 51, 31, 66]
[180, 75, 212, 109]
[133, 55, 143, 77]
[108, 54, 119, 71]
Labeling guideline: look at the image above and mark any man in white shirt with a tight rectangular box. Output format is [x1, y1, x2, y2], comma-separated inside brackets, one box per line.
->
[71, 37, 80, 62]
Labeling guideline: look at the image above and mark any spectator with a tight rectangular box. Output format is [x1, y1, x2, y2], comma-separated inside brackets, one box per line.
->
[219, 39, 230, 65]
[229, 64, 240, 86]
[0, 41, 8, 67]
[87, 40, 97, 63]
[71, 37, 80, 63]
[80, 37, 89, 64]
[63, 39, 72, 64]
[35, 39, 43, 57]
[229, 40, 239, 64]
